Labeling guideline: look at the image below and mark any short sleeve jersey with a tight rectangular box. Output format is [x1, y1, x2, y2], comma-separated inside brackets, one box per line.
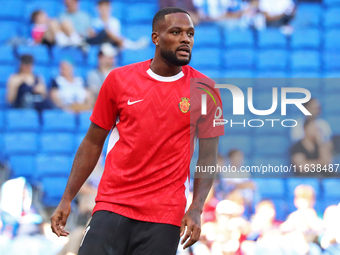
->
[91, 59, 224, 226]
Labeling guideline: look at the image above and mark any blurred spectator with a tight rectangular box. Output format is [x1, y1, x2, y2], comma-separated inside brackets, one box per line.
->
[31, 10, 74, 47]
[50, 60, 94, 112]
[321, 205, 340, 254]
[291, 98, 332, 144]
[159, 0, 201, 24]
[87, 43, 116, 100]
[6, 55, 53, 112]
[59, 0, 91, 45]
[280, 184, 323, 243]
[291, 118, 333, 176]
[258, 0, 296, 33]
[202, 186, 219, 223]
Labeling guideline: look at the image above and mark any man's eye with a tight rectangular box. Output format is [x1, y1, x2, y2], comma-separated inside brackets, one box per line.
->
[172, 31, 180, 35]
[188, 32, 194, 37]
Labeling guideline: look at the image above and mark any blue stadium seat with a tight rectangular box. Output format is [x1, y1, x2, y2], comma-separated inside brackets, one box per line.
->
[40, 132, 75, 154]
[0, 65, 16, 85]
[291, 51, 320, 70]
[199, 69, 223, 78]
[258, 29, 287, 48]
[122, 24, 151, 41]
[325, 116, 340, 134]
[254, 136, 289, 157]
[124, 3, 158, 23]
[255, 179, 285, 198]
[42, 110, 76, 132]
[0, 46, 16, 65]
[224, 71, 254, 78]
[5, 109, 40, 131]
[121, 46, 155, 66]
[86, 46, 100, 67]
[323, 94, 340, 114]
[323, 72, 340, 77]
[9, 155, 36, 183]
[194, 25, 221, 46]
[224, 30, 254, 48]
[0, 111, 4, 131]
[36, 154, 72, 179]
[52, 47, 85, 65]
[272, 199, 289, 221]
[0, 1, 24, 20]
[291, 3, 321, 28]
[17, 45, 50, 64]
[0, 22, 19, 43]
[324, 8, 340, 28]
[223, 49, 255, 69]
[325, 29, 340, 51]
[257, 50, 288, 70]
[4, 132, 38, 155]
[0, 88, 7, 109]
[41, 177, 68, 207]
[255, 71, 288, 78]
[323, 179, 340, 199]
[291, 29, 321, 49]
[291, 72, 321, 78]
[190, 48, 221, 69]
[78, 111, 92, 132]
[24, 1, 61, 20]
[111, 1, 126, 21]
[324, 0, 340, 6]
[218, 135, 252, 156]
[323, 52, 340, 71]
[34, 65, 51, 86]
[78, 1, 96, 17]
[287, 178, 320, 198]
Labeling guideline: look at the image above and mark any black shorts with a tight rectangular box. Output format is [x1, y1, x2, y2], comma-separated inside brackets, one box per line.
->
[78, 210, 181, 255]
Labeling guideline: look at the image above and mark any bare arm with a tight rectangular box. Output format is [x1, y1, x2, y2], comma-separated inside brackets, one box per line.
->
[7, 75, 22, 103]
[50, 122, 110, 237]
[180, 136, 219, 249]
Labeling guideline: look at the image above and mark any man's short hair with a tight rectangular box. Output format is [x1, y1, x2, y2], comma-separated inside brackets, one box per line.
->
[20, 55, 34, 65]
[152, 7, 190, 31]
[303, 117, 316, 129]
[98, 0, 110, 5]
[31, 10, 42, 24]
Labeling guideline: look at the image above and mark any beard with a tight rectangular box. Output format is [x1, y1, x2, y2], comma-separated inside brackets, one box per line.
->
[160, 48, 191, 66]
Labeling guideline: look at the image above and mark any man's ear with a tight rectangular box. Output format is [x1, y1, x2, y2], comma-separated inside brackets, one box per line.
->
[152, 31, 159, 46]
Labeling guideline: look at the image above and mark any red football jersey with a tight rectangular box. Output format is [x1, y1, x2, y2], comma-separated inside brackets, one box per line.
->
[90, 59, 224, 227]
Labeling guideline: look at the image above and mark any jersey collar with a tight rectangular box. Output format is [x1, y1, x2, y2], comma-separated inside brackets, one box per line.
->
[146, 68, 184, 82]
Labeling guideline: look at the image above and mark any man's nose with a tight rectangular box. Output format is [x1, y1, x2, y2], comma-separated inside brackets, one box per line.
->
[180, 32, 190, 44]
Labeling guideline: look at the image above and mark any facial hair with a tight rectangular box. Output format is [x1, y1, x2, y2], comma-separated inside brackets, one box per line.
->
[160, 48, 191, 66]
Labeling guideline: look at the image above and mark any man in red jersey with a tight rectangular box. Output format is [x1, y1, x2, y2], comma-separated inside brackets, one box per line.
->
[51, 7, 224, 255]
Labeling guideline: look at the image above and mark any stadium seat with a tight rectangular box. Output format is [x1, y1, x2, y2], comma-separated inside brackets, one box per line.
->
[52, 47, 85, 65]
[253, 136, 289, 157]
[0, 22, 19, 43]
[122, 24, 151, 41]
[17, 45, 50, 64]
[288, 78, 321, 95]
[257, 50, 288, 70]
[24, 1, 61, 21]
[0, 88, 6, 109]
[86, 46, 100, 67]
[323, 94, 340, 114]
[9, 155, 36, 183]
[224, 71, 254, 78]
[224, 30, 254, 48]
[218, 135, 252, 156]
[78, 1, 96, 17]
[287, 178, 320, 198]
[4, 132, 38, 155]
[42, 110, 76, 132]
[291, 51, 320, 70]
[124, 3, 158, 23]
[0, 65, 16, 85]
[255, 179, 285, 198]
[291, 3, 321, 28]
[0, 111, 4, 131]
[0, 46, 16, 65]
[291, 29, 321, 49]
[323, 52, 340, 71]
[34, 65, 51, 86]
[324, 0, 340, 6]
[291, 72, 321, 78]
[272, 199, 289, 221]
[223, 49, 255, 69]
[324, 29, 340, 51]
[111, 1, 126, 21]
[121, 46, 155, 66]
[258, 29, 287, 48]
[190, 48, 221, 69]
[36, 154, 72, 179]
[255, 71, 288, 78]
[199, 69, 223, 78]
[5, 109, 40, 131]
[322, 179, 340, 199]
[324, 8, 340, 28]
[194, 25, 222, 46]
[0, 1, 24, 20]
[78, 111, 92, 132]
[41, 177, 68, 207]
[40, 132, 75, 154]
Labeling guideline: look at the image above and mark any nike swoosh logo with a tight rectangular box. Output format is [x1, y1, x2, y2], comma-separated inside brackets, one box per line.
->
[127, 99, 144, 105]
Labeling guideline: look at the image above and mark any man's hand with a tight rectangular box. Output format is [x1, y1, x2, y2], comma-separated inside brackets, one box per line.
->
[50, 201, 71, 237]
[180, 206, 201, 249]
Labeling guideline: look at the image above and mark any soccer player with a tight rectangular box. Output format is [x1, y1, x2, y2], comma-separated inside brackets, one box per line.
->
[50, 7, 224, 255]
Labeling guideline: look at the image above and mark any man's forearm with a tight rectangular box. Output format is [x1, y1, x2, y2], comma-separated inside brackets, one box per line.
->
[61, 137, 104, 203]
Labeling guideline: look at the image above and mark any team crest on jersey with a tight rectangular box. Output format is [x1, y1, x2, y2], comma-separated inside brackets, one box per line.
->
[179, 97, 190, 113]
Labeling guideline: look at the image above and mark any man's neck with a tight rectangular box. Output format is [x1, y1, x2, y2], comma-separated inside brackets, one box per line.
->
[149, 55, 182, 77]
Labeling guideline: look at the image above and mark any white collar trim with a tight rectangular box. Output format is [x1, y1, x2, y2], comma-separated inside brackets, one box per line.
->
[147, 68, 184, 82]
